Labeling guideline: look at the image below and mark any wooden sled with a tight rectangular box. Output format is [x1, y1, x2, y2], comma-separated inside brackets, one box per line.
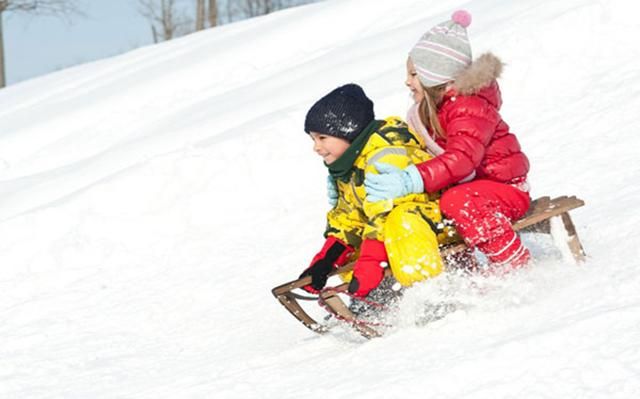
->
[272, 195, 586, 339]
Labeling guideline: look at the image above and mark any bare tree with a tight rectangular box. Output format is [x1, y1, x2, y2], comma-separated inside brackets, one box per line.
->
[0, 0, 82, 88]
[137, 0, 316, 44]
[138, 0, 193, 43]
[237, 0, 278, 19]
[224, 0, 316, 23]
[195, 0, 205, 31]
[196, 0, 217, 31]
[208, 0, 217, 28]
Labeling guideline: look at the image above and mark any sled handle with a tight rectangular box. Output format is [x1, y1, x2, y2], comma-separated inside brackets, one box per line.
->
[271, 263, 355, 296]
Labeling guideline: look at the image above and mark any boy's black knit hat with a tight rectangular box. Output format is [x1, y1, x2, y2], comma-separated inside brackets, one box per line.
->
[304, 83, 375, 142]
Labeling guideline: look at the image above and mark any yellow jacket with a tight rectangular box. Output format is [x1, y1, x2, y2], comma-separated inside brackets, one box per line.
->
[325, 117, 444, 248]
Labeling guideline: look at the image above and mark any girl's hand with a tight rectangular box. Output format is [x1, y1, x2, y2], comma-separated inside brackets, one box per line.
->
[364, 162, 424, 202]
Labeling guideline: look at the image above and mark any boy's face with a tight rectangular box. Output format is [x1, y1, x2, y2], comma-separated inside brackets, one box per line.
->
[309, 132, 350, 165]
[405, 58, 425, 103]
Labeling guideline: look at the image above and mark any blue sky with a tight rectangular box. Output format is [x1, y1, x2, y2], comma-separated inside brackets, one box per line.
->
[4, 0, 152, 85]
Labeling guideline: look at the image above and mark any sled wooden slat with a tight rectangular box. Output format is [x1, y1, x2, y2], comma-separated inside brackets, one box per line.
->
[272, 194, 586, 337]
[272, 265, 354, 297]
[560, 211, 586, 262]
[272, 263, 378, 335]
[513, 195, 584, 231]
[520, 196, 552, 233]
[274, 291, 329, 334]
[271, 266, 353, 334]
[319, 284, 383, 339]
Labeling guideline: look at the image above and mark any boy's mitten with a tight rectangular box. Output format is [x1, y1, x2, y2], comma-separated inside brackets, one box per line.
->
[347, 239, 388, 298]
[300, 237, 353, 293]
[327, 176, 339, 207]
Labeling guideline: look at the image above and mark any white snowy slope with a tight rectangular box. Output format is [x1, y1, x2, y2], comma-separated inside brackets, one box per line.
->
[1, 0, 639, 397]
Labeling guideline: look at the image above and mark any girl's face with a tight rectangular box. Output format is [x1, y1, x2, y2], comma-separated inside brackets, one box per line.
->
[405, 58, 425, 103]
[309, 132, 350, 165]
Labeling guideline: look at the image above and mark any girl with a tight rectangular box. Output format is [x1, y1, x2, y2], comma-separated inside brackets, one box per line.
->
[365, 10, 531, 270]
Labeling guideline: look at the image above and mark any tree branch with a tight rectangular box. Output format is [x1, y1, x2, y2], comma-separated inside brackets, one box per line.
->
[4, 0, 83, 16]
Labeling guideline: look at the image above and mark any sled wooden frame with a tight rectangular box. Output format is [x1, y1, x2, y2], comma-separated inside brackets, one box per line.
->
[272, 195, 586, 338]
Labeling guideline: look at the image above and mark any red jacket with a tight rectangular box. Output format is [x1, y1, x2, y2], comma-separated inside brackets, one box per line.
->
[416, 54, 529, 192]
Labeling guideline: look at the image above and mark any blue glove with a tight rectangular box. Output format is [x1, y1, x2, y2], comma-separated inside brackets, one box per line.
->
[327, 176, 338, 206]
[364, 162, 424, 202]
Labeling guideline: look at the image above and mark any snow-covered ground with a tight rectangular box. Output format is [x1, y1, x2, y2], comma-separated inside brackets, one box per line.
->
[1, 0, 639, 397]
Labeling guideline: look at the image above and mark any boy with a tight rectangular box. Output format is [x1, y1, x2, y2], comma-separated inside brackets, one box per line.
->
[300, 83, 449, 298]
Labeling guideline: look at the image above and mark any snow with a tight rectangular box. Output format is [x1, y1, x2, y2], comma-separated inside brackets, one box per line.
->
[1, 0, 640, 397]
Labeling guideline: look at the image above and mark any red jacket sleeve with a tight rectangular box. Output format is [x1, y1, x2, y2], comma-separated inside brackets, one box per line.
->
[416, 96, 499, 192]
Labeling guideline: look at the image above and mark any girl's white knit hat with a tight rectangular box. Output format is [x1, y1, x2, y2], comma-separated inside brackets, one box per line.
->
[410, 10, 473, 87]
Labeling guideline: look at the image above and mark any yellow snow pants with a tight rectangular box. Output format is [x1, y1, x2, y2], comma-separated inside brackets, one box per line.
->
[383, 202, 445, 286]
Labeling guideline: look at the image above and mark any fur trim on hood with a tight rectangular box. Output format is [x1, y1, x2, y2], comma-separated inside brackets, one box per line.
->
[453, 53, 504, 95]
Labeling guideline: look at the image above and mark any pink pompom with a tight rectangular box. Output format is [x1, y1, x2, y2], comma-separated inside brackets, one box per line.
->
[452, 10, 472, 28]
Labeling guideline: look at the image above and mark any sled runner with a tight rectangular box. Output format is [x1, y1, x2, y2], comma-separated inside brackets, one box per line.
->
[272, 195, 586, 338]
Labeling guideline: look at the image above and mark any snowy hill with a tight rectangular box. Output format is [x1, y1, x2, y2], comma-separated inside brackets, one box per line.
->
[1, 0, 639, 397]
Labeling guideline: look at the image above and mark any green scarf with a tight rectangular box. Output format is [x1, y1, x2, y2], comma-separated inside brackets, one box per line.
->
[327, 120, 382, 183]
